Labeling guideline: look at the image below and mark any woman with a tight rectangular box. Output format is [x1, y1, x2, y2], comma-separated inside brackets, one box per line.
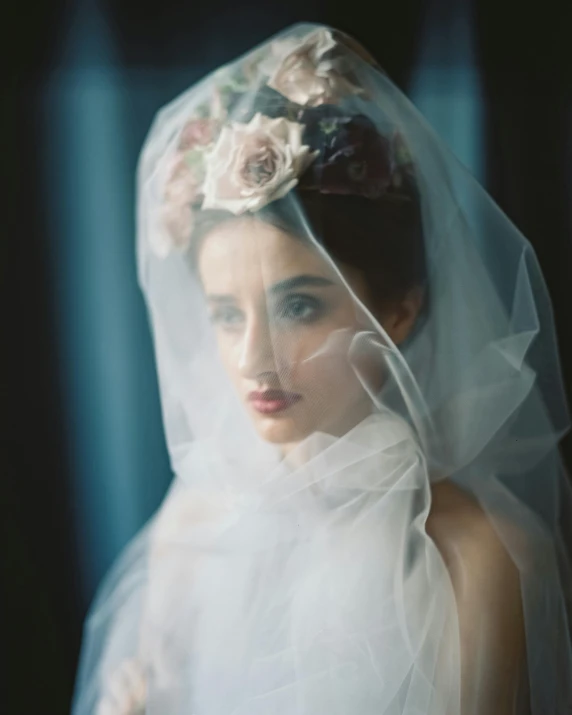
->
[72, 23, 572, 714]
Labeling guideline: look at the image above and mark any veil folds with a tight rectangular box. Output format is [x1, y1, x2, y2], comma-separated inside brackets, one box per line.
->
[72, 23, 572, 715]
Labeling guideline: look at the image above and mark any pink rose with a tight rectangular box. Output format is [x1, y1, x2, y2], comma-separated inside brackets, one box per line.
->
[151, 155, 199, 257]
[178, 118, 216, 151]
[268, 28, 365, 107]
[202, 113, 317, 214]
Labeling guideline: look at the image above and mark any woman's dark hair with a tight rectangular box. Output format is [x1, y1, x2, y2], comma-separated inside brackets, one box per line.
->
[190, 179, 427, 318]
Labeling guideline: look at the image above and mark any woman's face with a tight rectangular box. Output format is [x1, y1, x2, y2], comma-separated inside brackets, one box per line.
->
[198, 216, 409, 448]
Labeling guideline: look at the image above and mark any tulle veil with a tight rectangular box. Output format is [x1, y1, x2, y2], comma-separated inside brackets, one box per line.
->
[72, 23, 572, 715]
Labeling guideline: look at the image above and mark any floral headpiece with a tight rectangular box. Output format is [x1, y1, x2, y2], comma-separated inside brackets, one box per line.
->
[152, 28, 414, 258]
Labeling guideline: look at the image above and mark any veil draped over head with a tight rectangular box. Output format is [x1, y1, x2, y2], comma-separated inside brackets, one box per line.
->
[72, 23, 572, 715]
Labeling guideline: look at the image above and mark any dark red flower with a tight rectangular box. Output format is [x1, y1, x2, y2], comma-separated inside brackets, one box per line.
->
[300, 114, 392, 198]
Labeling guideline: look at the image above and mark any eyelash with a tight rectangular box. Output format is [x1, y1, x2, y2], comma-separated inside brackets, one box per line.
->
[210, 294, 324, 330]
[275, 294, 323, 324]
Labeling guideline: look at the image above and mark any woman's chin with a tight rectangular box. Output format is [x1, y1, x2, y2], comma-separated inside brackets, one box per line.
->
[248, 399, 372, 446]
[251, 411, 313, 446]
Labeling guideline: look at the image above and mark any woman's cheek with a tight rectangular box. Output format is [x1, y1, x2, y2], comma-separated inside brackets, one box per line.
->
[277, 331, 332, 382]
[218, 335, 243, 381]
[297, 349, 355, 397]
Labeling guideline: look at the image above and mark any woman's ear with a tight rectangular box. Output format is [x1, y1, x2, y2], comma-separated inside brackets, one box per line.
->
[381, 286, 424, 345]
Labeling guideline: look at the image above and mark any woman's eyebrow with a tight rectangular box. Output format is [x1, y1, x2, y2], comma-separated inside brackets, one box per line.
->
[205, 276, 334, 303]
[269, 275, 335, 294]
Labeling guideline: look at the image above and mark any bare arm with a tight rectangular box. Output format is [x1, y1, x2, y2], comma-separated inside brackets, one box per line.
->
[428, 482, 525, 715]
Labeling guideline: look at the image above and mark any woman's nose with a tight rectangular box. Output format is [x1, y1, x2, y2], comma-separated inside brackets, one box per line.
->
[238, 316, 277, 379]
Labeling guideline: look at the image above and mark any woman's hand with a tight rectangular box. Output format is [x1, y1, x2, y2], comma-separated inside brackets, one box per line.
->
[96, 659, 147, 715]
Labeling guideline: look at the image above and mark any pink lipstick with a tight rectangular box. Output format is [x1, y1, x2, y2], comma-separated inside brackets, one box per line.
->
[247, 389, 302, 415]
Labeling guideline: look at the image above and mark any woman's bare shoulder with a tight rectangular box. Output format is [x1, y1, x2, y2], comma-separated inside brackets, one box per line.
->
[426, 480, 519, 585]
[427, 483, 526, 709]
[426, 479, 524, 639]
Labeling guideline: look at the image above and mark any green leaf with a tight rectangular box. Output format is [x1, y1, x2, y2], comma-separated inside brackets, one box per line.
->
[319, 119, 338, 135]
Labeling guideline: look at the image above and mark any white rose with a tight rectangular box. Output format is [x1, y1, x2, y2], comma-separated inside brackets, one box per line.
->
[201, 113, 317, 214]
[268, 28, 365, 107]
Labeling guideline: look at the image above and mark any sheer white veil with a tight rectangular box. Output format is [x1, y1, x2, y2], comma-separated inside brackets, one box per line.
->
[72, 23, 572, 715]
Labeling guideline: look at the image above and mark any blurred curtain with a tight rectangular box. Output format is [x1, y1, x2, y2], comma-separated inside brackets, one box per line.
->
[474, 0, 572, 467]
[409, 0, 483, 180]
[45, 0, 172, 604]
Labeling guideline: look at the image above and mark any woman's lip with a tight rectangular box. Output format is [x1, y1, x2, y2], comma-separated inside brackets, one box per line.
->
[247, 390, 302, 415]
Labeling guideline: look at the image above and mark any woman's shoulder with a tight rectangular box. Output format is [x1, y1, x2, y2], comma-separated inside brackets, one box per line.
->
[426, 483, 527, 708]
[426, 480, 520, 589]
[426, 479, 525, 650]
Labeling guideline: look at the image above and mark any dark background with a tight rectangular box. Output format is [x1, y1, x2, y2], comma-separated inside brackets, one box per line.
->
[3, 1, 571, 713]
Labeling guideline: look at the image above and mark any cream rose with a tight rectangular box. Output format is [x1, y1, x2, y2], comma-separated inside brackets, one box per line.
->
[268, 28, 365, 107]
[201, 113, 317, 214]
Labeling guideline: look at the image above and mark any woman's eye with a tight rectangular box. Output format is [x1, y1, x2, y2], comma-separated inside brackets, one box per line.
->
[210, 306, 244, 328]
[276, 294, 323, 323]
